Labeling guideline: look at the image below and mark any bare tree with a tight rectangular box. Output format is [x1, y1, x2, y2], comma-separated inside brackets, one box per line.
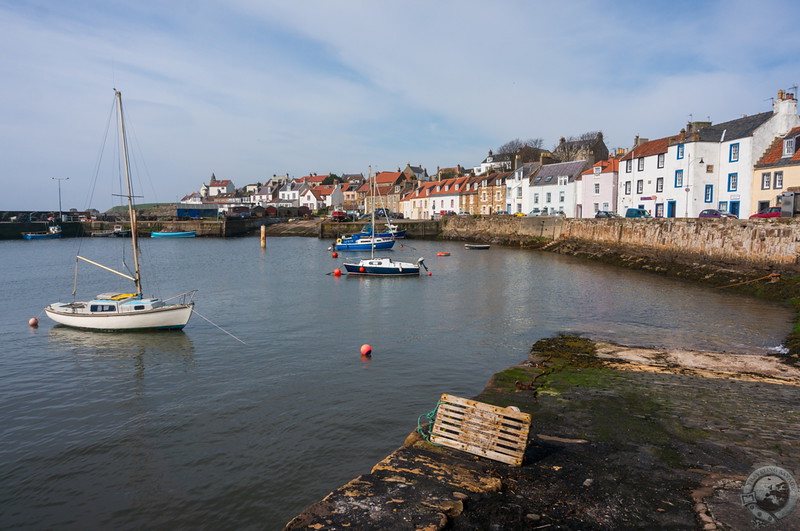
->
[496, 138, 543, 155]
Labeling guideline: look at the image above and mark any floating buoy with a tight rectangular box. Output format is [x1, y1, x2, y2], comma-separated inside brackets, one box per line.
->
[428, 272, 432, 276]
[28, 317, 39, 327]
[360, 344, 372, 357]
[333, 268, 342, 276]
[359, 266, 365, 272]
[331, 251, 338, 258]
[437, 252, 450, 256]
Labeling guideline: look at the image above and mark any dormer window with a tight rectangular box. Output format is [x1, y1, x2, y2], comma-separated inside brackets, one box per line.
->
[784, 137, 796, 157]
[436, 185, 441, 192]
[487, 157, 493, 163]
[593, 166, 601, 175]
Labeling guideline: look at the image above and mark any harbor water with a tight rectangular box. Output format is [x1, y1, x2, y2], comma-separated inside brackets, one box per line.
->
[0, 236, 793, 529]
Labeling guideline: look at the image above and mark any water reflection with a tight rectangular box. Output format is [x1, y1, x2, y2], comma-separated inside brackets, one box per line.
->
[47, 327, 195, 381]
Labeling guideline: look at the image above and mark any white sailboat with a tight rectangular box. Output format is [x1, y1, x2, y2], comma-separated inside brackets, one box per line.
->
[45, 91, 195, 331]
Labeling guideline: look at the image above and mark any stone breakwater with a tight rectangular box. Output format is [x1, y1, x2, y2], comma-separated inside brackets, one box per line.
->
[284, 336, 800, 530]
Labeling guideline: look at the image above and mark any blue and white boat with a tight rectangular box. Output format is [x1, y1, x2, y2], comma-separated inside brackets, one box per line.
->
[334, 234, 395, 251]
[343, 256, 425, 276]
[355, 223, 406, 239]
[22, 225, 61, 240]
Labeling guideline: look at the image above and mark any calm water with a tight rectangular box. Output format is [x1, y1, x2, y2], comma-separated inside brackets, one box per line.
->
[0, 236, 792, 529]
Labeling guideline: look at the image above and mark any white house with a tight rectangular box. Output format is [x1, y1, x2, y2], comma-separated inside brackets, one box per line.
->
[506, 162, 541, 214]
[207, 175, 235, 197]
[580, 158, 619, 217]
[473, 150, 514, 175]
[278, 181, 308, 207]
[526, 160, 587, 217]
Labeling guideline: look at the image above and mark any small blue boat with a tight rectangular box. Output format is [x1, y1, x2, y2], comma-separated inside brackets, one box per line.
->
[151, 230, 196, 238]
[334, 235, 395, 251]
[356, 223, 406, 239]
[22, 225, 62, 240]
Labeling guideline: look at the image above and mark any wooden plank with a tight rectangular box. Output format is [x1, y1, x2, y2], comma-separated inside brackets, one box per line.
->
[429, 393, 531, 466]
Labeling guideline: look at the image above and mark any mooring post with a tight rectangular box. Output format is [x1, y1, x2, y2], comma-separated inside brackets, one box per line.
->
[260, 224, 266, 248]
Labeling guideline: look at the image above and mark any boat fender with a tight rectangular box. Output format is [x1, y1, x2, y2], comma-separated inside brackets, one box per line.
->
[336, 238, 342, 244]
[398, 266, 403, 272]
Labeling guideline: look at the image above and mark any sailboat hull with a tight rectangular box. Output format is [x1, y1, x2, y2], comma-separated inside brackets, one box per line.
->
[342, 258, 421, 276]
[45, 303, 194, 331]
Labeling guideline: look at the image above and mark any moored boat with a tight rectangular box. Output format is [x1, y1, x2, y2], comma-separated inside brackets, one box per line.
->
[44, 90, 196, 332]
[334, 234, 394, 251]
[343, 256, 426, 276]
[151, 230, 196, 238]
[464, 243, 490, 250]
[22, 225, 61, 240]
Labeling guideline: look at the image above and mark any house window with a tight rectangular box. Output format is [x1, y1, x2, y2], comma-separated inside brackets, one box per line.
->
[674, 170, 683, 187]
[727, 173, 738, 192]
[495, 191, 502, 201]
[624, 181, 631, 195]
[636, 180, 643, 194]
[545, 176, 553, 182]
[534, 193, 539, 204]
[785, 138, 796, 157]
[558, 176, 567, 185]
[546, 192, 552, 202]
[625, 160, 632, 173]
[761, 173, 771, 189]
[677, 144, 685, 159]
[774, 171, 784, 189]
[637, 158, 644, 171]
[656, 177, 663, 192]
[704, 184, 713, 203]
[559, 191, 565, 202]
[657, 153, 665, 168]
[593, 203, 599, 212]
[594, 183, 600, 194]
[516, 187, 522, 198]
[719, 201, 728, 211]
[729, 143, 739, 162]
[655, 203, 664, 217]
[603, 202, 609, 210]
[482, 191, 487, 201]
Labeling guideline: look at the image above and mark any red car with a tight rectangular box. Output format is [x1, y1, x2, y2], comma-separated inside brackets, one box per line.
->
[749, 206, 781, 219]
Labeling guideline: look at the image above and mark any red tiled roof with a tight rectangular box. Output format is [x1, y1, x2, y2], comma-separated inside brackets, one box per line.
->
[619, 137, 671, 161]
[581, 158, 620, 175]
[375, 171, 403, 184]
[756, 126, 800, 167]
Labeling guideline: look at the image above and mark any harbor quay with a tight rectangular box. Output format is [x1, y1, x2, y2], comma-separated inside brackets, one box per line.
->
[284, 336, 800, 530]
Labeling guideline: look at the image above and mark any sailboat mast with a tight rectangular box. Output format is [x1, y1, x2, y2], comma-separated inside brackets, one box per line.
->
[370, 165, 375, 259]
[115, 90, 143, 296]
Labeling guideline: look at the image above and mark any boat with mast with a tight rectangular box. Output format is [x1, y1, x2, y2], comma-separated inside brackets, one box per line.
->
[44, 90, 195, 331]
[342, 167, 425, 276]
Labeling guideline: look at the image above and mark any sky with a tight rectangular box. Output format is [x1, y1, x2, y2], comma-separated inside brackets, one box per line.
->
[1, 0, 798, 212]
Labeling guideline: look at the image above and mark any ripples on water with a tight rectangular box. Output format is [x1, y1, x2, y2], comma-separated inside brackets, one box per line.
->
[0, 236, 792, 529]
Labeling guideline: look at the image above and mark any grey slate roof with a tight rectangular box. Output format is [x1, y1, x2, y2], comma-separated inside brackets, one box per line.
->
[696, 111, 772, 142]
[530, 160, 588, 185]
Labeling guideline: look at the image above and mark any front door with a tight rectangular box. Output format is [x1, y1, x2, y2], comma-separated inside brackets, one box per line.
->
[729, 201, 740, 217]
[667, 200, 676, 218]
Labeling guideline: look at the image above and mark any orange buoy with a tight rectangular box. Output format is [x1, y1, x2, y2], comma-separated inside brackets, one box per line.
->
[331, 251, 338, 258]
[28, 317, 39, 327]
[359, 266, 365, 272]
[437, 252, 450, 256]
[360, 344, 372, 356]
[333, 268, 342, 276]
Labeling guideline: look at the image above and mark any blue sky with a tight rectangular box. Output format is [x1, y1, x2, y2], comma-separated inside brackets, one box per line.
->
[2, 0, 798, 211]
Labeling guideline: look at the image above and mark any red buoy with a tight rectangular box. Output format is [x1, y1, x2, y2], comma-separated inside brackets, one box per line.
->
[331, 251, 338, 258]
[333, 268, 342, 276]
[428, 272, 432, 276]
[359, 266, 365, 272]
[28, 317, 39, 327]
[360, 344, 372, 356]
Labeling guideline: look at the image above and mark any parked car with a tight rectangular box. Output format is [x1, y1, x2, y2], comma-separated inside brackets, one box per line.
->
[330, 210, 349, 222]
[625, 208, 652, 218]
[514, 211, 526, 217]
[698, 209, 737, 219]
[526, 209, 542, 216]
[749, 206, 781, 219]
[595, 211, 621, 218]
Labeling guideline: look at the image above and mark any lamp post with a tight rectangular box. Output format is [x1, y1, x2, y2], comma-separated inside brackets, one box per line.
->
[52, 177, 69, 222]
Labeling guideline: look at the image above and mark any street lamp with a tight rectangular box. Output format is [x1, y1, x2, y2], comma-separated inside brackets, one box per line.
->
[52, 177, 69, 222]
[683, 154, 704, 218]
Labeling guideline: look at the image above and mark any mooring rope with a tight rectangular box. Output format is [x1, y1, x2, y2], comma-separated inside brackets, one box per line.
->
[416, 399, 442, 445]
[716, 273, 781, 289]
[191, 308, 248, 345]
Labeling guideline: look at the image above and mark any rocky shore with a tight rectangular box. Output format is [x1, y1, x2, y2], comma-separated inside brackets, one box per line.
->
[284, 336, 800, 530]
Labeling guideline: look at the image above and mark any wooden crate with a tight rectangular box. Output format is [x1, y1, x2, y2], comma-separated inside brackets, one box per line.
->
[430, 393, 531, 466]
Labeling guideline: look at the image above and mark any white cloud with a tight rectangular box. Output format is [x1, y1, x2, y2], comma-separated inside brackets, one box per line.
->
[1, 0, 798, 210]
